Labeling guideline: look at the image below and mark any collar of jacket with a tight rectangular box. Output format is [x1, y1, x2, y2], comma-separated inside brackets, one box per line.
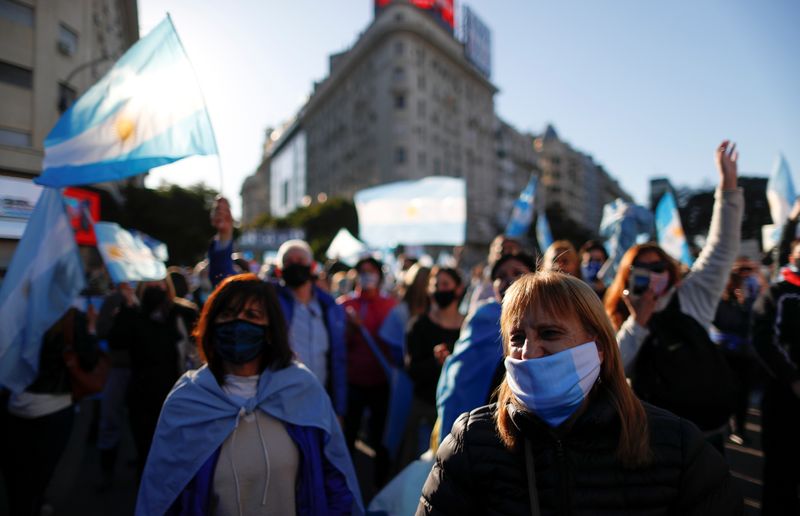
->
[506, 384, 620, 445]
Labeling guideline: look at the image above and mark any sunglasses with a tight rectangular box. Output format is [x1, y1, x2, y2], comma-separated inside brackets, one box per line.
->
[631, 261, 668, 273]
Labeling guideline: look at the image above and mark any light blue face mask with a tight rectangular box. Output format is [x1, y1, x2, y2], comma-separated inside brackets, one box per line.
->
[504, 341, 601, 427]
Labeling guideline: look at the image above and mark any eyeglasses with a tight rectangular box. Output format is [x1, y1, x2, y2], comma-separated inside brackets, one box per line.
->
[631, 261, 668, 273]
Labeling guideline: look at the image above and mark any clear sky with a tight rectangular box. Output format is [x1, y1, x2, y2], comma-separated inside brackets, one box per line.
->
[139, 0, 800, 219]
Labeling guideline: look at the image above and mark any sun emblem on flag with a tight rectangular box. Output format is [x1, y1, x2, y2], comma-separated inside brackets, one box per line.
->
[116, 117, 135, 141]
[670, 225, 685, 239]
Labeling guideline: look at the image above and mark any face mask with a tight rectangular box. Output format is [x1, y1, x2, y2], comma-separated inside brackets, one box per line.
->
[141, 287, 167, 314]
[359, 272, 380, 290]
[282, 263, 312, 288]
[504, 341, 601, 427]
[581, 260, 603, 282]
[214, 319, 267, 365]
[649, 271, 670, 296]
[433, 290, 457, 308]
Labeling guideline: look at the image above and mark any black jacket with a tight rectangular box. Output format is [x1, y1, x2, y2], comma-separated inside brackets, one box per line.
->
[418, 388, 742, 515]
[751, 277, 800, 389]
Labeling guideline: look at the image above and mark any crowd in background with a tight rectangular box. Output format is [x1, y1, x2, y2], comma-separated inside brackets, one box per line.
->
[3, 143, 800, 515]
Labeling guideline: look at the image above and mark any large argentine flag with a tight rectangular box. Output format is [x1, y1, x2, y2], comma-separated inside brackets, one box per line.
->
[95, 222, 167, 284]
[655, 191, 694, 266]
[763, 154, 796, 251]
[0, 188, 86, 393]
[505, 175, 537, 238]
[355, 176, 466, 247]
[36, 16, 217, 187]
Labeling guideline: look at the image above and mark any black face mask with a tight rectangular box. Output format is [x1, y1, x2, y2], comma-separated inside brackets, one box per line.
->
[282, 263, 312, 288]
[433, 290, 457, 308]
[141, 287, 167, 314]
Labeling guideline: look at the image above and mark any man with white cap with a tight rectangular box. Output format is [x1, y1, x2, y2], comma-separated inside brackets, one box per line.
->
[274, 239, 347, 418]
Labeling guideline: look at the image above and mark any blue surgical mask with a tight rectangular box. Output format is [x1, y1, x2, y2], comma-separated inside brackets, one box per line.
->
[744, 275, 760, 300]
[214, 319, 267, 365]
[504, 341, 601, 427]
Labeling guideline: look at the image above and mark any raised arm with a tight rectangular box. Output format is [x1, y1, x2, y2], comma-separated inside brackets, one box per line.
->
[679, 141, 743, 328]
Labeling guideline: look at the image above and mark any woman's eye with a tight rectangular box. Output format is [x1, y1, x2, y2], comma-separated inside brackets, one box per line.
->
[509, 333, 525, 347]
[540, 330, 561, 340]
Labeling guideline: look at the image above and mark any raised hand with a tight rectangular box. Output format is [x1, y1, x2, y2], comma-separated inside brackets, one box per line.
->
[715, 140, 738, 190]
[211, 196, 233, 241]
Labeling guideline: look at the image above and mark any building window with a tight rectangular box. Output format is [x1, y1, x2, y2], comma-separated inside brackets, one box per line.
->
[57, 23, 78, 56]
[394, 94, 405, 109]
[0, 127, 32, 147]
[418, 152, 426, 168]
[393, 66, 405, 81]
[394, 40, 404, 55]
[0, 60, 32, 89]
[395, 147, 406, 164]
[58, 83, 77, 113]
[417, 100, 426, 117]
[0, 0, 33, 27]
[282, 181, 290, 206]
[417, 74, 426, 90]
[433, 158, 441, 174]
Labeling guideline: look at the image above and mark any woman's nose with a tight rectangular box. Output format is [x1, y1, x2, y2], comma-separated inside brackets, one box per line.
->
[522, 340, 546, 359]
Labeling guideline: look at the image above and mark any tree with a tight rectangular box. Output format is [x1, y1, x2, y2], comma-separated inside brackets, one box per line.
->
[99, 183, 219, 266]
[251, 198, 358, 259]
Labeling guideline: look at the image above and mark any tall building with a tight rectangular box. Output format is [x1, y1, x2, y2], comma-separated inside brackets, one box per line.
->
[0, 0, 139, 271]
[494, 116, 539, 232]
[258, 0, 498, 249]
[534, 124, 630, 234]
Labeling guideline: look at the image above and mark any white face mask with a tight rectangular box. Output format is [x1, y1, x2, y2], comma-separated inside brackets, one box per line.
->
[504, 341, 601, 427]
[649, 271, 670, 296]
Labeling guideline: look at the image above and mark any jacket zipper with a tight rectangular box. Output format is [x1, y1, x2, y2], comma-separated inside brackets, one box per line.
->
[555, 438, 570, 515]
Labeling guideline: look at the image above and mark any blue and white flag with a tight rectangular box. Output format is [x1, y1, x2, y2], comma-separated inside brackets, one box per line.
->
[95, 222, 167, 283]
[655, 191, 694, 266]
[763, 154, 797, 251]
[536, 210, 553, 252]
[130, 230, 169, 262]
[355, 176, 465, 247]
[505, 175, 537, 238]
[37, 16, 217, 187]
[0, 188, 86, 393]
[598, 198, 653, 285]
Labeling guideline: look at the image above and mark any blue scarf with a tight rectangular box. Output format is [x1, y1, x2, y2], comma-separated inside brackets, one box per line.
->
[135, 363, 363, 515]
[436, 300, 503, 442]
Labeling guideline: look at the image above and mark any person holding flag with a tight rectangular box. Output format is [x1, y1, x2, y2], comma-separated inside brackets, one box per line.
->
[604, 140, 742, 450]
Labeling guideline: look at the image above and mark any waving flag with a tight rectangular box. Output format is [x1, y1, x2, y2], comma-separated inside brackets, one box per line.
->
[598, 198, 653, 285]
[536, 209, 553, 253]
[36, 16, 217, 187]
[95, 222, 167, 283]
[355, 176, 465, 247]
[655, 191, 694, 266]
[505, 175, 537, 238]
[0, 188, 86, 393]
[763, 154, 797, 251]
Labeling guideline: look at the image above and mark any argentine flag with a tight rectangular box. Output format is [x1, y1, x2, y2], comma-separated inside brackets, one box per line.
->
[505, 175, 537, 238]
[763, 154, 796, 251]
[36, 16, 217, 187]
[655, 191, 694, 267]
[354, 176, 466, 247]
[536, 209, 553, 252]
[0, 189, 86, 393]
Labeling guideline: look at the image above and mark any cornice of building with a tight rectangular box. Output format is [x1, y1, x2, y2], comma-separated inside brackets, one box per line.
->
[119, 0, 140, 47]
[303, 2, 497, 117]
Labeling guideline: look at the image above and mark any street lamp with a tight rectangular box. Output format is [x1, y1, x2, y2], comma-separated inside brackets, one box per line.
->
[58, 53, 114, 113]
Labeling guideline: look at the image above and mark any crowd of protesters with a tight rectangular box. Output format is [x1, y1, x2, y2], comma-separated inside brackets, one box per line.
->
[2, 140, 800, 515]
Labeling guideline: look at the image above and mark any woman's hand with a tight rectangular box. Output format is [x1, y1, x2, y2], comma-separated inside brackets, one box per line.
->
[622, 289, 657, 327]
[211, 197, 234, 242]
[715, 140, 738, 190]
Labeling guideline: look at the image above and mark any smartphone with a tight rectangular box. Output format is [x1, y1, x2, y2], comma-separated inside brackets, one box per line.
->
[629, 267, 651, 296]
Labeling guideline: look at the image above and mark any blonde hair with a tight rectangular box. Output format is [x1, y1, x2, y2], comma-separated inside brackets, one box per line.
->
[495, 271, 652, 468]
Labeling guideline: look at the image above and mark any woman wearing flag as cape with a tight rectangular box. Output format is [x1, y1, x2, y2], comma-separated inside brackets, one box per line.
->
[135, 274, 363, 515]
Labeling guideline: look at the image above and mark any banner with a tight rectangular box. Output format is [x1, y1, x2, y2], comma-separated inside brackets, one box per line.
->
[94, 222, 166, 283]
[355, 176, 466, 247]
[598, 198, 653, 285]
[505, 175, 536, 238]
[37, 16, 217, 187]
[655, 191, 694, 266]
[763, 154, 796, 251]
[63, 187, 100, 245]
[0, 188, 86, 392]
[536, 210, 553, 252]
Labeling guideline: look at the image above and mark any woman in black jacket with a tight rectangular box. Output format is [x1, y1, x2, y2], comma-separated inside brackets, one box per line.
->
[418, 272, 742, 515]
